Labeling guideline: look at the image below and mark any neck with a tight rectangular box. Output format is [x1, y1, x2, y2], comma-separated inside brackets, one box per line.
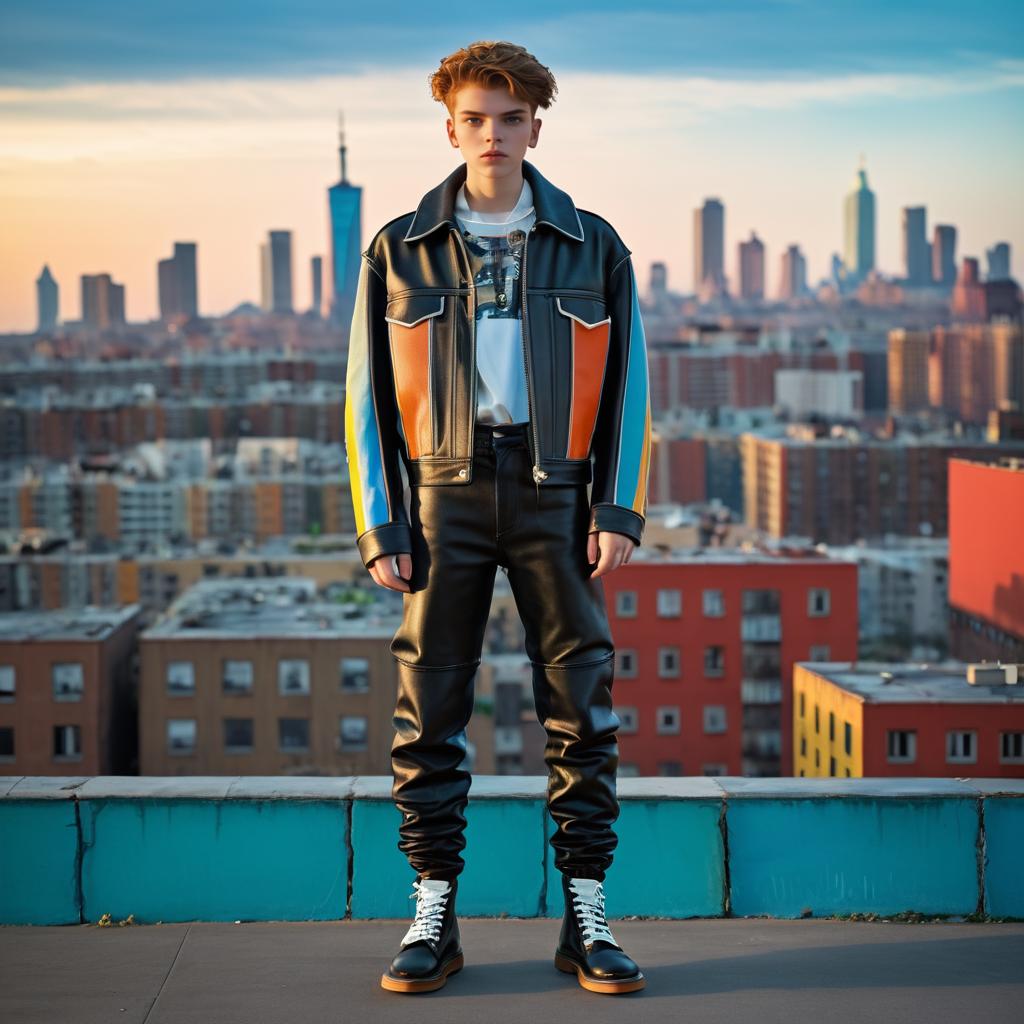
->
[462, 166, 525, 213]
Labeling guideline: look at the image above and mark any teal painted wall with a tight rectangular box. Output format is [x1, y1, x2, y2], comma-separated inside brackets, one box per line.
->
[1, 777, 1021, 925]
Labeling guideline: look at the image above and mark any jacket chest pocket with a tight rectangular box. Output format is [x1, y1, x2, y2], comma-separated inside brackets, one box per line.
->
[385, 293, 447, 459]
[555, 295, 611, 460]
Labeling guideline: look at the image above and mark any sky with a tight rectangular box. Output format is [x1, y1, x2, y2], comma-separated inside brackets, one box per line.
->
[1, 0, 1022, 331]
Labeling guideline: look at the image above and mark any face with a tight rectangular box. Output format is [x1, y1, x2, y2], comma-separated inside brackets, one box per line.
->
[446, 82, 541, 180]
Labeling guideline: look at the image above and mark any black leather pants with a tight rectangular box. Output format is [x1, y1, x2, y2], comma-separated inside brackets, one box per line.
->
[389, 421, 621, 884]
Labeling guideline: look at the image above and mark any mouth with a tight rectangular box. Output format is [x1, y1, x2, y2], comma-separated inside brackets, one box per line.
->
[481, 152, 506, 158]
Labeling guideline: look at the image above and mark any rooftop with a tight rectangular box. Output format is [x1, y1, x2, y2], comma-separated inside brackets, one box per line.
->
[1, 916, 1021, 1022]
[803, 660, 1024, 703]
[0, 604, 141, 642]
[141, 577, 400, 640]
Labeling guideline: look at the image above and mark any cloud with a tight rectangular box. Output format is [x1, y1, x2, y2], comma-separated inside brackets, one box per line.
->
[1, 60, 1022, 165]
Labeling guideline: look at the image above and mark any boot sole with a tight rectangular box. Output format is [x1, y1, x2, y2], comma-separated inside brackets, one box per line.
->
[554, 951, 645, 993]
[380, 951, 464, 993]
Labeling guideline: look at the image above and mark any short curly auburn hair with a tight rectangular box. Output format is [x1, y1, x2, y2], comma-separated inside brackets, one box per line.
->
[429, 40, 558, 117]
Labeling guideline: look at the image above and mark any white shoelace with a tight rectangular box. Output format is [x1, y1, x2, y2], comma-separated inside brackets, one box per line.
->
[568, 878, 618, 947]
[400, 878, 451, 946]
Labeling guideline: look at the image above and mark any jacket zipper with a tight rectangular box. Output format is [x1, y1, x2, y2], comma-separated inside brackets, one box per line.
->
[520, 226, 547, 505]
[450, 227, 477, 473]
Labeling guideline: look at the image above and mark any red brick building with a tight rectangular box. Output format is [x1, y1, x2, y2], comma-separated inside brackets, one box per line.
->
[602, 553, 858, 776]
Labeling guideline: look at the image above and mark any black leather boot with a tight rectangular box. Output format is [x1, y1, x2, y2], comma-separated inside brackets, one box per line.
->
[554, 874, 645, 993]
[380, 877, 464, 993]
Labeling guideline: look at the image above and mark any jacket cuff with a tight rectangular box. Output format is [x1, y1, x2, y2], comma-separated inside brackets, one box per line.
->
[356, 522, 412, 569]
[588, 503, 644, 547]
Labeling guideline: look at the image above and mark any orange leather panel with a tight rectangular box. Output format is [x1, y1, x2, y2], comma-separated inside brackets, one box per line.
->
[567, 320, 611, 459]
[389, 320, 432, 458]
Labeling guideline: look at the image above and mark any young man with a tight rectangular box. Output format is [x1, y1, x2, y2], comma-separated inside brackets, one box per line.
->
[344, 40, 651, 995]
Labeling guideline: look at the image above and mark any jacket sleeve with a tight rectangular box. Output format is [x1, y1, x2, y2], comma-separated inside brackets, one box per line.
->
[588, 251, 652, 547]
[343, 251, 412, 569]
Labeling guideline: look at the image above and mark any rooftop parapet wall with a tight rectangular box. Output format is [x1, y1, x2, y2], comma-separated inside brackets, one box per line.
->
[1, 776, 1021, 926]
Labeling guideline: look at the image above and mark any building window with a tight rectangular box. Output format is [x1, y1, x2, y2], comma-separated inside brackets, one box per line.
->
[886, 729, 917, 763]
[829, 756, 836, 777]
[800, 735, 806, 756]
[0, 726, 14, 758]
[809, 644, 831, 660]
[52, 663, 84, 701]
[808, 588, 831, 616]
[222, 660, 253, 695]
[701, 763, 727, 776]
[657, 760, 682, 776]
[53, 724, 81, 759]
[615, 590, 637, 617]
[814, 704, 820, 733]
[1000, 732, 1024, 764]
[656, 589, 681, 617]
[340, 657, 370, 693]
[946, 730, 977, 764]
[618, 762, 640, 777]
[278, 717, 310, 752]
[278, 659, 310, 696]
[223, 718, 254, 752]
[617, 649, 638, 678]
[166, 661, 195, 696]
[616, 706, 638, 733]
[704, 645, 725, 677]
[702, 589, 725, 617]
[167, 719, 196, 755]
[658, 647, 681, 678]
[799, 692, 805, 717]
[814, 748, 820, 768]
[656, 706, 681, 735]
[0, 665, 15, 701]
[829, 711, 835, 741]
[339, 715, 368, 750]
[703, 705, 727, 734]
[844, 722, 852, 756]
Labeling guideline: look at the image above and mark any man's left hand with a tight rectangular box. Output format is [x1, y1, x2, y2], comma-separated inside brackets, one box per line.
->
[587, 530, 636, 578]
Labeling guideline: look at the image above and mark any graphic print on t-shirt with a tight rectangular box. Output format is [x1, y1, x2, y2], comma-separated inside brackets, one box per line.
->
[460, 225, 531, 424]
[463, 227, 524, 323]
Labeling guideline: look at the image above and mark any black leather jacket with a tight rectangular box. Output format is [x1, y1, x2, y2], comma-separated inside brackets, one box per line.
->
[344, 158, 652, 569]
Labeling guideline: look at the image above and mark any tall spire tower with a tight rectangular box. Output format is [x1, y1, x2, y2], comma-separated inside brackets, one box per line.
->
[843, 158, 876, 285]
[327, 108, 362, 330]
[338, 110, 349, 185]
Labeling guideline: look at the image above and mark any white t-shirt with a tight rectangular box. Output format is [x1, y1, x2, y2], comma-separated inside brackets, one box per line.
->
[453, 178, 537, 425]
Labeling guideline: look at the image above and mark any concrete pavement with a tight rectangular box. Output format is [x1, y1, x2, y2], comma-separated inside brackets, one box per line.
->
[2, 917, 1023, 1023]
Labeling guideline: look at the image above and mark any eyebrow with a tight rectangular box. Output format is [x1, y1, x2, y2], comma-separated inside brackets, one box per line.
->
[458, 108, 529, 116]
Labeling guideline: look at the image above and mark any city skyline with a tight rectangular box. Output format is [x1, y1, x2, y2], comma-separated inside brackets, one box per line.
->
[1, 1, 1022, 330]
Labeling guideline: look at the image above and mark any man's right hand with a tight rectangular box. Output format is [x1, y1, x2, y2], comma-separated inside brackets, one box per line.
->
[368, 552, 413, 592]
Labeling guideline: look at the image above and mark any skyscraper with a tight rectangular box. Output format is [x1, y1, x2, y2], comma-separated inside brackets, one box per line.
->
[778, 244, 807, 300]
[260, 230, 294, 314]
[902, 206, 930, 286]
[738, 231, 765, 301]
[328, 111, 362, 332]
[81, 273, 125, 329]
[986, 242, 1011, 282]
[843, 160, 876, 282]
[157, 241, 198, 320]
[932, 225, 957, 289]
[36, 264, 58, 333]
[693, 198, 726, 296]
[310, 255, 323, 317]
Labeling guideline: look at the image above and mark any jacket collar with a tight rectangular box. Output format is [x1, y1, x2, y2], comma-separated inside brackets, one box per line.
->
[403, 158, 585, 243]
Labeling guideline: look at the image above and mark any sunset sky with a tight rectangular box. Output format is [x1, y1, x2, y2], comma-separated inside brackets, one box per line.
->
[1, 0, 1022, 331]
